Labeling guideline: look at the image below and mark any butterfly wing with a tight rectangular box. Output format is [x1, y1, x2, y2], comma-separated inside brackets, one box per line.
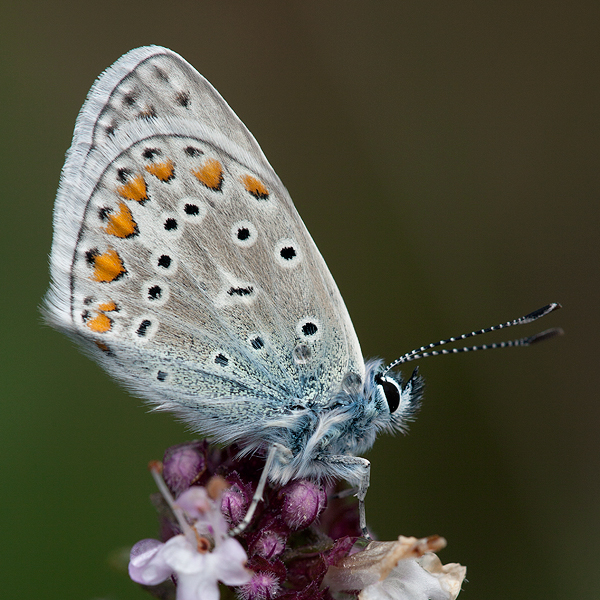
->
[45, 46, 364, 444]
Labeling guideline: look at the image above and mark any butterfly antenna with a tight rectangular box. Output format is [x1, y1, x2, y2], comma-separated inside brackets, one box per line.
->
[383, 302, 563, 374]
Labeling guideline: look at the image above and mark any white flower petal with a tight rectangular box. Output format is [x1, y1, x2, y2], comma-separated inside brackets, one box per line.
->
[161, 535, 205, 575]
[211, 538, 252, 586]
[176, 487, 211, 518]
[324, 536, 447, 592]
[417, 554, 466, 600]
[324, 535, 465, 600]
[128, 538, 174, 586]
[177, 571, 221, 600]
[359, 558, 453, 600]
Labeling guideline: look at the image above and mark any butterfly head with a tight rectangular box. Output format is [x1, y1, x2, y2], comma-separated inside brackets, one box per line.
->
[348, 360, 423, 446]
[372, 364, 422, 431]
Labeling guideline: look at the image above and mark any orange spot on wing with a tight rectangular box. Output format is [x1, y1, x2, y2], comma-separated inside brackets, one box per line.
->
[98, 301, 117, 312]
[192, 158, 223, 191]
[91, 249, 126, 283]
[240, 174, 269, 199]
[145, 160, 175, 182]
[116, 174, 147, 202]
[95, 341, 111, 352]
[87, 313, 112, 333]
[105, 202, 138, 238]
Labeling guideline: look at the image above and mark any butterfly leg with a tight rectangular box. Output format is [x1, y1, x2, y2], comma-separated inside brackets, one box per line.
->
[229, 443, 289, 536]
[327, 455, 371, 539]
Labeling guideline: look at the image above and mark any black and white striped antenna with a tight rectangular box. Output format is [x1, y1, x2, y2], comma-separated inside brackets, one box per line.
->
[383, 302, 562, 374]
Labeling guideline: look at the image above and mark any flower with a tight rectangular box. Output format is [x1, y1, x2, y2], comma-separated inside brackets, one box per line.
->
[323, 535, 466, 600]
[130, 534, 251, 600]
[129, 442, 466, 600]
[129, 478, 252, 600]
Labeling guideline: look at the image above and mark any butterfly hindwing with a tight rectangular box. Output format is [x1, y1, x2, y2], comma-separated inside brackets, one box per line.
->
[45, 46, 364, 439]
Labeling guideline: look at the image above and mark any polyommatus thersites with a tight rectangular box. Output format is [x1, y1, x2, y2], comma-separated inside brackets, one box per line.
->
[44, 46, 561, 535]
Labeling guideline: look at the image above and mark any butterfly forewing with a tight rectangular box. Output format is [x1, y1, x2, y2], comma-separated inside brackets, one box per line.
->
[45, 47, 364, 435]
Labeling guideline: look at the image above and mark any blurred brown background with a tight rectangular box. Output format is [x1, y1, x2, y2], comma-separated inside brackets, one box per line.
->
[1, 1, 597, 599]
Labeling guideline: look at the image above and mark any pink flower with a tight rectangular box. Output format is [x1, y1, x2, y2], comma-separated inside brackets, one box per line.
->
[130, 534, 250, 600]
[129, 483, 252, 600]
[128, 443, 468, 600]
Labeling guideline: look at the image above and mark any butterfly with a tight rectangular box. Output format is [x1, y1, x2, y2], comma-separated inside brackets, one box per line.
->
[44, 46, 560, 535]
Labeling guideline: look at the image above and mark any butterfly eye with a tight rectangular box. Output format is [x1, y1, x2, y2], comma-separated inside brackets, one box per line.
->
[376, 375, 401, 413]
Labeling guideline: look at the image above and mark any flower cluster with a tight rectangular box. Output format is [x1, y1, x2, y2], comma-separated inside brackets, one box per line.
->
[129, 440, 465, 600]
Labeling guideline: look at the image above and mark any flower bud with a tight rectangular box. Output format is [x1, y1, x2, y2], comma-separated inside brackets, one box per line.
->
[162, 442, 206, 497]
[238, 557, 286, 600]
[221, 476, 251, 526]
[278, 480, 327, 530]
[249, 523, 287, 559]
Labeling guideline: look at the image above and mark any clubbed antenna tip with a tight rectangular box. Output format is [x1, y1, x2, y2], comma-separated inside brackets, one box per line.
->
[525, 327, 564, 345]
[383, 302, 563, 374]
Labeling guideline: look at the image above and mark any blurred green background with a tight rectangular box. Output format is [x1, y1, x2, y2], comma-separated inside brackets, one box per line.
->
[1, 1, 597, 599]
